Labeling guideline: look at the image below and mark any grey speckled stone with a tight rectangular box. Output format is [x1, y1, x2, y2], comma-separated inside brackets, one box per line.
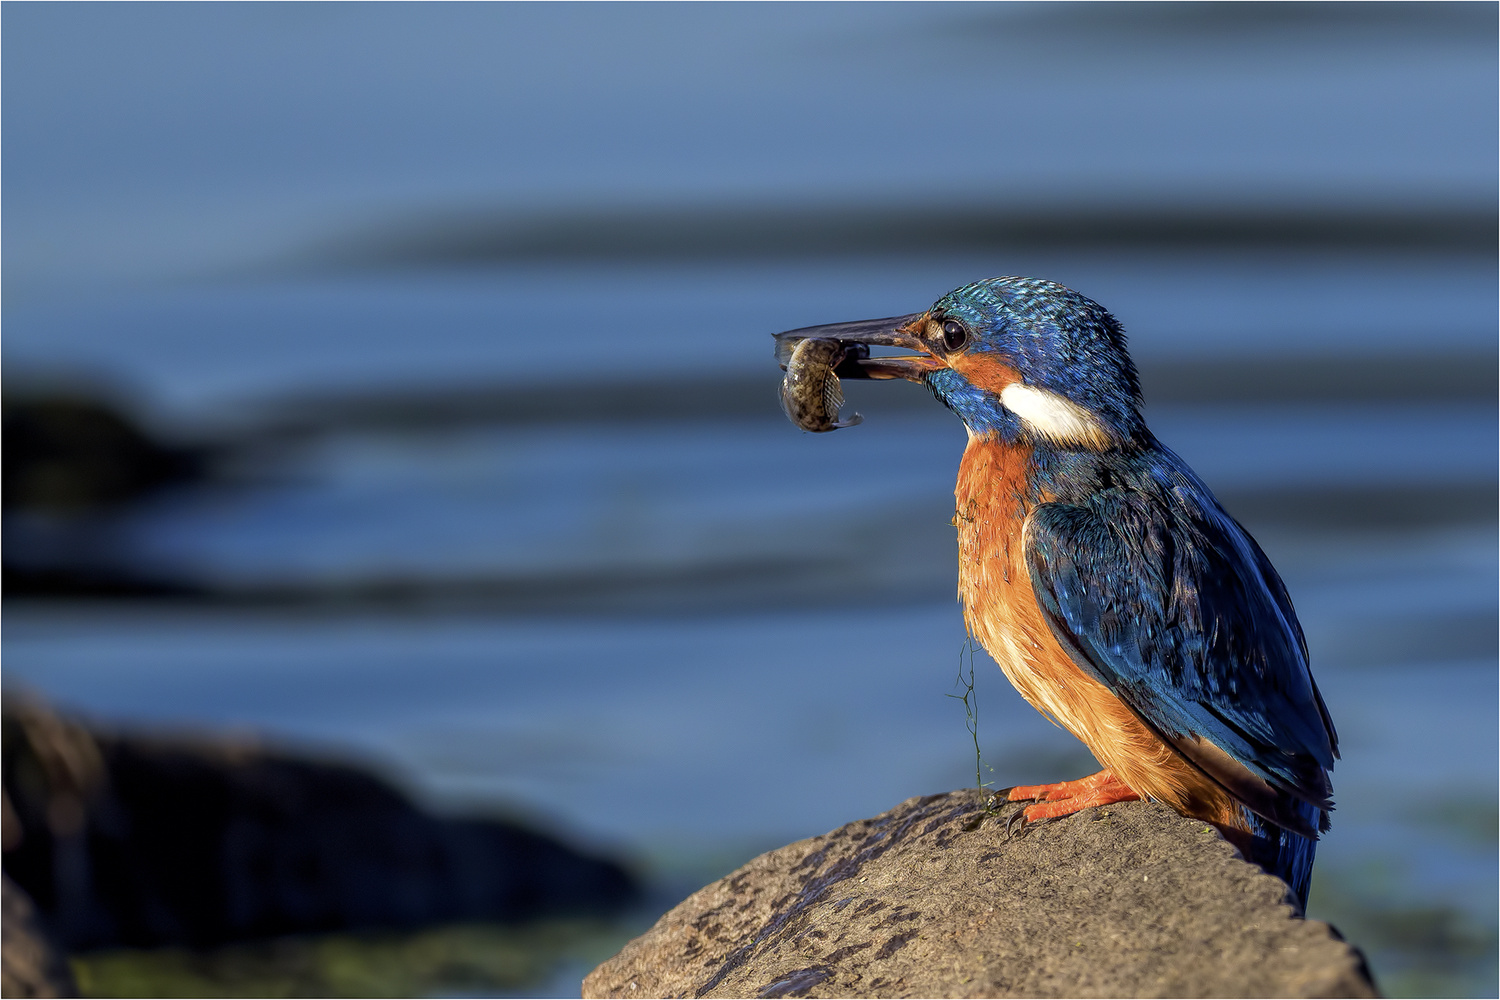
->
[584, 790, 1378, 999]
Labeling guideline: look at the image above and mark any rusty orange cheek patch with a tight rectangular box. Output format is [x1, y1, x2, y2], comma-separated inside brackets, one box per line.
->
[948, 354, 1022, 394]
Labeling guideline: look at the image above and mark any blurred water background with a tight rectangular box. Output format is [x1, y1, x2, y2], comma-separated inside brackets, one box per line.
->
[3, 3, 1496, 997]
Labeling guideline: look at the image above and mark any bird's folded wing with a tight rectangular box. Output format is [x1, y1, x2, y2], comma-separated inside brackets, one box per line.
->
[1023, 493, 1338, 836]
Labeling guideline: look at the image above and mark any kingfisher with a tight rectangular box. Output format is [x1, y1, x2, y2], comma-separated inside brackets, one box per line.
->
[774, 276, 1337, 909]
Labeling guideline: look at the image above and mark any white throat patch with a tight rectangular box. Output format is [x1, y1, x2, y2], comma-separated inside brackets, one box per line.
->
[999, 383, 1112, 448]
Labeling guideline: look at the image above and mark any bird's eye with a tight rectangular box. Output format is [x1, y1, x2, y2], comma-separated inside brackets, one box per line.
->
[941, 319, 968, 352]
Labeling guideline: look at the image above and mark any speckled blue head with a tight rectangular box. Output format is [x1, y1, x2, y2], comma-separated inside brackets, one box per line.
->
[924, 277, 1145, 443]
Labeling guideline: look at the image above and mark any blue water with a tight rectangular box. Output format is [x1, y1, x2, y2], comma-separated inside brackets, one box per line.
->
[4, 253, 1497, 996]
[5, 253, 1494, 421]
[5, 5, 1494, 296]
[4, 4, 1496, 996]
[4, 259, 1496, 996]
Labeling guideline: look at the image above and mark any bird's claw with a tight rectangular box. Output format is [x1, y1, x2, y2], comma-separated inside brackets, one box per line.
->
[999, 800, 1077, 840]
[1004, 804, 1030, 840]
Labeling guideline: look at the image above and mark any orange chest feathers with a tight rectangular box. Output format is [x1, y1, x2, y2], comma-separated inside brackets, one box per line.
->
[955, 438, 1139, 755]
[953, 435, 1067, 717]
[953, 435, 1242, 826]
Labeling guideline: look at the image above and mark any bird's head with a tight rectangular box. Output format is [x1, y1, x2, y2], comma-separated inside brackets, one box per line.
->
[777, 276, 1144, 448]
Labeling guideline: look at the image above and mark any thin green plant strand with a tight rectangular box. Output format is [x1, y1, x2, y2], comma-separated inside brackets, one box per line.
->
[947, 635, 996, 797]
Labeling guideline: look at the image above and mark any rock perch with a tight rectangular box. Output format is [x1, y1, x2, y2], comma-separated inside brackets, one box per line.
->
[584, 790, 1377, 999]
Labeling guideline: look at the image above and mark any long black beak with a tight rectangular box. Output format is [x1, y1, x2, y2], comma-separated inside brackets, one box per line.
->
[772, 312, 936, 381]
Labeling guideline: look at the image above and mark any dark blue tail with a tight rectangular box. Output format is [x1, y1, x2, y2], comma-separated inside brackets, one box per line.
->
[1239, 800, 1324, 911]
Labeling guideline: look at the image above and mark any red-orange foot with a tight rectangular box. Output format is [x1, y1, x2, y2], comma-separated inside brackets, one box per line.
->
[1007, 768, 1141, 822]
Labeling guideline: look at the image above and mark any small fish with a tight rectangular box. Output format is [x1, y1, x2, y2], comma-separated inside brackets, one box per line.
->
[779, 337, 863, 432]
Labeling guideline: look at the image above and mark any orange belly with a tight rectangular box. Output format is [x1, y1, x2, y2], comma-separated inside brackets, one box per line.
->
[954, 433, 1245, 830]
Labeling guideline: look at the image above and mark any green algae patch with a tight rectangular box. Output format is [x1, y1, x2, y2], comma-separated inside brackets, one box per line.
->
[70, 919, 631, 998]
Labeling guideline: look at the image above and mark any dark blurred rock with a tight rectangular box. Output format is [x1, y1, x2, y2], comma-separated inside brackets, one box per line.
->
[1, 696, 638, 951]
[584, 790, 1378, 999]
[2, 873, 77, 998]
[2, 395, 204, 513]
[2, 393, 210, 598]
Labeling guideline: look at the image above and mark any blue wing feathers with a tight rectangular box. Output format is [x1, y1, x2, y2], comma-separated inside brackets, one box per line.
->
[1025, 443, 1336, 828]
